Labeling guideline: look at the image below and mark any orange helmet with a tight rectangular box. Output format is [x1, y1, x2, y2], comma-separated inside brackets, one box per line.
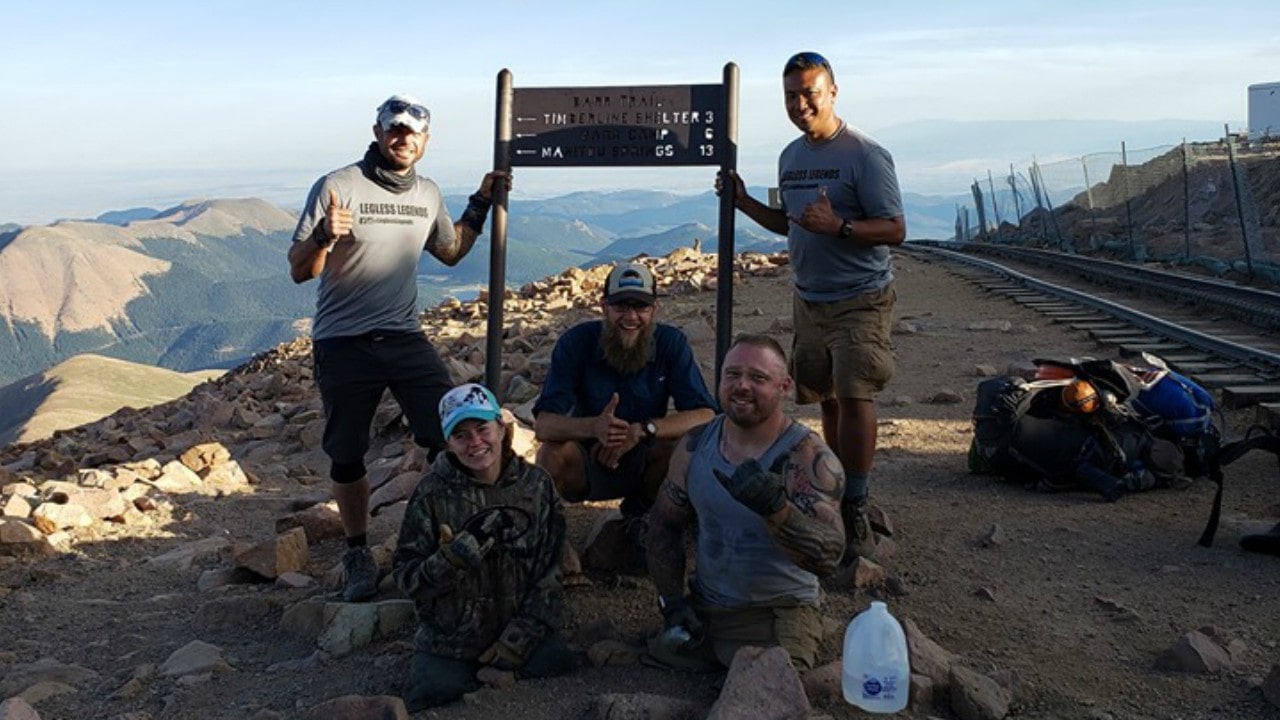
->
[1061, 379, 1100, 414]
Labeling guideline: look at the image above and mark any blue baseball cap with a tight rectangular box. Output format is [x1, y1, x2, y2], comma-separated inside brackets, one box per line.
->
[439, 383, 502, 437]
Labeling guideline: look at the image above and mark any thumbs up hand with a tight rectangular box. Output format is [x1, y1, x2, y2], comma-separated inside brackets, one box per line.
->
[438, 523, 495, 571]
[714, 459, 788, 517]
[323, 188, 353, 244]
[592, 393, 629, 448]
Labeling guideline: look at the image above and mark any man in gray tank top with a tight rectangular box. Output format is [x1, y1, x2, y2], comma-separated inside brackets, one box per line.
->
[717, 51, 905, 567]
[645, 334, 845, 671]
[289, 94, 508, 603]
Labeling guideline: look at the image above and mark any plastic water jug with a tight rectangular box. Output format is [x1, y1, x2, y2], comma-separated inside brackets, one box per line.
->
[842, 601, 910, 713]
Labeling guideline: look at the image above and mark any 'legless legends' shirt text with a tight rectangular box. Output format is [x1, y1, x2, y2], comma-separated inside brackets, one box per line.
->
[777, 124, 903, 302]
[292, 162, 455, 340]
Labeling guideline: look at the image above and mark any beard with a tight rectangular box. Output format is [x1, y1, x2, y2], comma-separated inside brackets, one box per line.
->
[600, 320, 654, 375]
[723, 394, 773, 429]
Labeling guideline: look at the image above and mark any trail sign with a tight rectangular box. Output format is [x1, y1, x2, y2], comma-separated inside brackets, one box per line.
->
[485, 66, 739, 397]
[509, 84, 725, 167]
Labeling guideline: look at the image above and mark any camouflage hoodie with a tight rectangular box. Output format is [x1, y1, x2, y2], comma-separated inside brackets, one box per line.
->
[392, 451, 565, 661]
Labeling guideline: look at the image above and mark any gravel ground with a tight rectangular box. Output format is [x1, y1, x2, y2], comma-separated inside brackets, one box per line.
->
[3, 250, 1278, 720]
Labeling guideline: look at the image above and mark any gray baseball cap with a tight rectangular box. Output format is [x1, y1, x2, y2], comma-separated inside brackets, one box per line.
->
[604, 263, 658, 305]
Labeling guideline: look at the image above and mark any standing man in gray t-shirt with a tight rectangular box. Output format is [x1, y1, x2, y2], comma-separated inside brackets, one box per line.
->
[717, 52, 905, 566]
[289, 93, 509, 602]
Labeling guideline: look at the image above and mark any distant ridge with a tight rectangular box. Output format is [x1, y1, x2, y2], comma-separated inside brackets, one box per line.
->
[96, 207, 160, 226]
[0, 353, 221, 446]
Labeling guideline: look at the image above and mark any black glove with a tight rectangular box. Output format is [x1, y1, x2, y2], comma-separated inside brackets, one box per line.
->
[438, 524, 494, 570]
[715, 459, 788, 516]
[659, 595, 704, 649]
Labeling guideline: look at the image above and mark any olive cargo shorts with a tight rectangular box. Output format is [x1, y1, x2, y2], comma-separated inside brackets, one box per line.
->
[791, 283, 896, 403]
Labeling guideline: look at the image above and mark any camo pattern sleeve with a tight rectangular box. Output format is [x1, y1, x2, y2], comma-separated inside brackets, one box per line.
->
[503, 463, 567, 650]
[391, 469, 461, 601]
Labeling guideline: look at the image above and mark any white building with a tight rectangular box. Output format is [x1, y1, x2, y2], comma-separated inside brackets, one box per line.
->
[1249, 82, 1280, 139]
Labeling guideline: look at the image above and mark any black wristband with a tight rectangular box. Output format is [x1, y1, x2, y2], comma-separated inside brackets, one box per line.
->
[312, 226, 333, 250]
[460, 192, 492, 235]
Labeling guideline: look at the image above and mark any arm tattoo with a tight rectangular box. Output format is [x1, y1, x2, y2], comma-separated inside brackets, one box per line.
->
[648, 478, 695, 598]
[770, 441, 845, 576]
[427, 226, 479, 267]
[774, 508, 844, 577]
[662, 478, 691, 508]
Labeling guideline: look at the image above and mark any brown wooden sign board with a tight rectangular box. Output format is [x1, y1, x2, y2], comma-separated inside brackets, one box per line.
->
[510, 84, 725, 167]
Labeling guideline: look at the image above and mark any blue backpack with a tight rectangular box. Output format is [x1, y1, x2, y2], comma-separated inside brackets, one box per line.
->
[1132, 370, 1214, 441]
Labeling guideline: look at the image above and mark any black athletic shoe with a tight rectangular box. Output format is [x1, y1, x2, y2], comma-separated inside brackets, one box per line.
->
[341, 546, 378, 602]
[840, 500, 877, 565]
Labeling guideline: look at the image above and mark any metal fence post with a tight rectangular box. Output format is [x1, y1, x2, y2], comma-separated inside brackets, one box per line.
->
[1121, 141, 1137, 259]
[1181, 138, 1191, 261]
[1224, 123, 1256, 277]
[1008, 164, 1023, 237]
[1026, 167, 1048, 245]
[1033, 161, 1066, 252]
[1081, 156, 1098, 251]
[971, 180, 988, 242]
[987, 170, 1001, 235]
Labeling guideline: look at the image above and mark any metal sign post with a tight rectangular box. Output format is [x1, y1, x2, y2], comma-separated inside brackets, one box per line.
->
[483, 65, 739, 398]
[485, 71, 514, 399]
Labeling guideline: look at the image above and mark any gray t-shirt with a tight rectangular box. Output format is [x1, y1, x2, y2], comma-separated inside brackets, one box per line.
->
[687, 416, 818, 607]
[292, 162, 455, 340]
[777, 123, 903, 301]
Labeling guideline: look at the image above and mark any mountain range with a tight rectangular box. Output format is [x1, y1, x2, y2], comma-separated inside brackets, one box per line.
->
[0, 187, 965, 388]
[0, 198, 314, 386]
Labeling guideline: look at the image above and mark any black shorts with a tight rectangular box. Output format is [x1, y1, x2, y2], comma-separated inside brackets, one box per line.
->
[312, 331, 453, 478]
[575, 437, 654, 502]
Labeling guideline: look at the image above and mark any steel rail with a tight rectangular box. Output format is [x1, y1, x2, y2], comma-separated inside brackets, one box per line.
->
[935, 242, 1280, 330]
[901, 244, 1280, 377]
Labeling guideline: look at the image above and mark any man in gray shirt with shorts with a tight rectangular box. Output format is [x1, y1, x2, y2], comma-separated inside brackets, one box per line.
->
[717, 52, 905, 565]
[290, 94, 508, 602]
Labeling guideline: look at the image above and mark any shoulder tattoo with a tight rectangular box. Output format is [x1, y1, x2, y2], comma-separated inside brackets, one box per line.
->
[808, 443, 844, 497]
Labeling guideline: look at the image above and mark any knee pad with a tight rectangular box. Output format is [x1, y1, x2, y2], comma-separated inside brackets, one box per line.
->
[330, 460, 366, 484]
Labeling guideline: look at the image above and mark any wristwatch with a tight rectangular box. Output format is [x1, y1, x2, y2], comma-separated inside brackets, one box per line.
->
[838, 218, 854, 239]
[643, 420, 658, 440]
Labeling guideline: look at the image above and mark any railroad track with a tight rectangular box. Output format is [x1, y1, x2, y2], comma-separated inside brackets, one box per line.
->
[902, 242, 1280, 423]
[938, 243, 1280, 330]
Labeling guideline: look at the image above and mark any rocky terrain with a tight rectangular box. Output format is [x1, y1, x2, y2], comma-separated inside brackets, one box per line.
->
[2, 248, 1279, 720]
[995, 144, 1280, 276]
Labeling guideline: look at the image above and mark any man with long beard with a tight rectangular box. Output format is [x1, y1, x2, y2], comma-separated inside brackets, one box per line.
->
[534, 263, 717, 573]
[645, 334, 845, 671]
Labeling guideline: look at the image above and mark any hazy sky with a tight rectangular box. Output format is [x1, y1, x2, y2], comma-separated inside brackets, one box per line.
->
[2, 1, 1277, 225]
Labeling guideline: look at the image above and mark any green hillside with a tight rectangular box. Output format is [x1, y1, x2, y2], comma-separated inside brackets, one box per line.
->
[0, 354, 221, 446]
